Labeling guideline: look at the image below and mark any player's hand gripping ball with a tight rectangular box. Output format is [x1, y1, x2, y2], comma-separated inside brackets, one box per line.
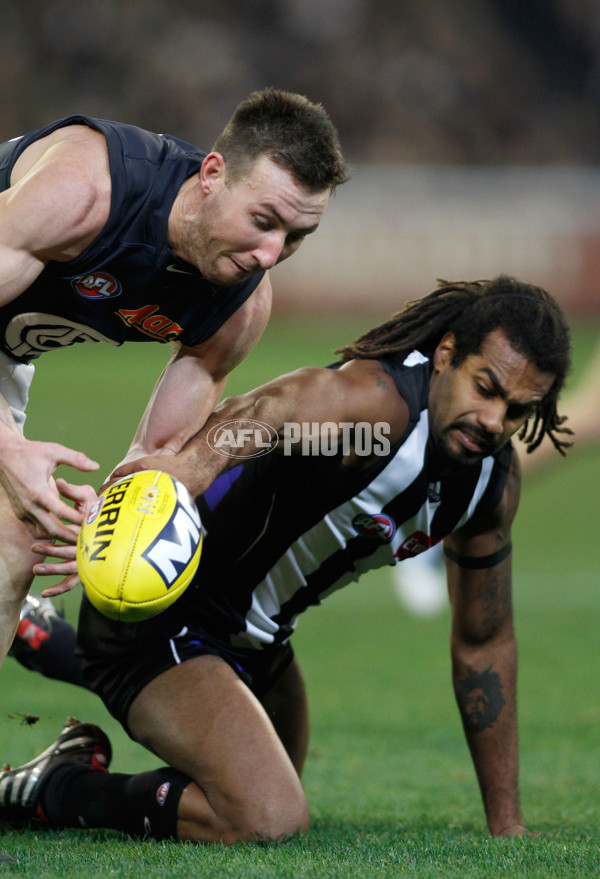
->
[77, 470, 202, 622]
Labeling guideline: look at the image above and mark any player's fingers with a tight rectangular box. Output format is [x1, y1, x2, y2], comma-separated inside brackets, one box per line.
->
[31, 541, 77, 561]
[40, 572, 81, 596]
[28, 506, 83, 542]
[110, 457, 159, 481]
[33, 558, 78, 576]
[37, 490, 88, 526]
[55, 477, 97, 511]
[44, 443, 100, 473]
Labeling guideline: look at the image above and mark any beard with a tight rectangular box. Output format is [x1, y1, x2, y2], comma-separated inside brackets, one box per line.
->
[431, 420, 502, 466]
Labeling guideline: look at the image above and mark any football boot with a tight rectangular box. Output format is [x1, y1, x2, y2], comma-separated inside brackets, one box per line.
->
[0, 717, 111, 828]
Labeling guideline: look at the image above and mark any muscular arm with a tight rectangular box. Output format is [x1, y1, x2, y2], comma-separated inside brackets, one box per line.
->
[37, 356, 408, 592]
[443, 450, 526, 836]
[0, 126, 110, 536]
[113, 356, 409, 496]
[111, 274, 273, 475]
[0, 125, 111, 304]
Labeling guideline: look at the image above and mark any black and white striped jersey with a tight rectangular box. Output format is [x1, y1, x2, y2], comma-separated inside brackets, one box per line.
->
[184, 350, 512, 649]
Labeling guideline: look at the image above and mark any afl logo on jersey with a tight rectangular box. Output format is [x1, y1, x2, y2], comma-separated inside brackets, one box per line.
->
[352, 512, 396, 543]
[71, 272, 122, 300]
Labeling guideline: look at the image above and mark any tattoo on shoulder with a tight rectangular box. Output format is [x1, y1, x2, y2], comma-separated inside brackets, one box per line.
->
[456, 665, 506, 733]
[369, 369, 390, 391]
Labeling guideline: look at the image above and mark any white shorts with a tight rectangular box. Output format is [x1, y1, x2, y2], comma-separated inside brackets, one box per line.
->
[0, 350, 35, 434]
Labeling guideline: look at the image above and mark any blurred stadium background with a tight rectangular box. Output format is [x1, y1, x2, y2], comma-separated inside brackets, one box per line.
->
[3, 0, 600, 315]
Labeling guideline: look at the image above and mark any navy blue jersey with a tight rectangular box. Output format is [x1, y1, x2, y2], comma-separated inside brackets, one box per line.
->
[0, 116, 264, 362]
[79, 349, 512, 657]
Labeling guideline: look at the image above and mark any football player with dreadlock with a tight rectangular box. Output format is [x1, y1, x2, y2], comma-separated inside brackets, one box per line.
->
[3, 275, 571, 845]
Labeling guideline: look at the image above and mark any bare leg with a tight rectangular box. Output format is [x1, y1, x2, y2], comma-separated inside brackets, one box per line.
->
[260, 656, 309, 776]
[0, 488, 38, 670]
[127, 653, 310, 844]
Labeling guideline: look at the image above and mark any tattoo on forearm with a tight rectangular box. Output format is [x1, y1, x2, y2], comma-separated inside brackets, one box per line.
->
[456, 665, 506, 733]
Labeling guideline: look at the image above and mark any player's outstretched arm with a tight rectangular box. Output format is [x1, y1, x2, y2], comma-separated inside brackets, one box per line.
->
[108, 276, 273, 482]
[112, 357, 410, 497]
[0, 125, 109, 536]
[443, 450, 527, 837]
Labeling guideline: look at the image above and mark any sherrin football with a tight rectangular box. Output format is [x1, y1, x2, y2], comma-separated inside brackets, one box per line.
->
[77, 470, 202, 622]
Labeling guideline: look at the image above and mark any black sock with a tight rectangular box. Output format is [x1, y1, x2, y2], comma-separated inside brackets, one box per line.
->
[15, 614, 89, 689]
[41, 765, 191, 840]
[36, 623, 89, 689]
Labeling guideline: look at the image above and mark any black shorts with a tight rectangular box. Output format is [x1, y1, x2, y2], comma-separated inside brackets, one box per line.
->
[76, 597, 295, 736]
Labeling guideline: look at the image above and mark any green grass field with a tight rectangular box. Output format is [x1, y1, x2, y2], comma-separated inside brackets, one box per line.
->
[0, 315, 599, 877]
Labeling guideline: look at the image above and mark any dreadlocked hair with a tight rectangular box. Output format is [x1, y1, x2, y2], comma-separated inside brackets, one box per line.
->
[335, 275, 573, 457]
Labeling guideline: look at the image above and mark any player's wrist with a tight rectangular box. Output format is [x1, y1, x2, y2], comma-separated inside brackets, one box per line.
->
[0, 421, 26, 445]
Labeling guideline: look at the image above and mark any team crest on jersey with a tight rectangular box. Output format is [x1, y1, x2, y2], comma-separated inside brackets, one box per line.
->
[352, 512, 396, 543]
[71, 272, 122, 300]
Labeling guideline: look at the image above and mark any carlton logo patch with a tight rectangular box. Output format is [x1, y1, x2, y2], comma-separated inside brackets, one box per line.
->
[352, 512, 396, 543]
[71, 272, 122, 300]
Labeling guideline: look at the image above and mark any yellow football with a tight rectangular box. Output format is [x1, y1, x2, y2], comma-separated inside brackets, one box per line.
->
[77, 470, 202, 622]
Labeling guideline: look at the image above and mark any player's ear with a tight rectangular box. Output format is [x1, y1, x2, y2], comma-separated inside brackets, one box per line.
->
[199, 152, 225, 194]
[433, 332, 456, 372]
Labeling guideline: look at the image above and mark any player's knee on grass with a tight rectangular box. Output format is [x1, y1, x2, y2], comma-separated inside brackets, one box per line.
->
[178, 781, 310, 844]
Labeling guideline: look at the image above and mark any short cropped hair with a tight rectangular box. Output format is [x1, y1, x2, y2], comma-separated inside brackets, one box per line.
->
[212, 87, 350, 192]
